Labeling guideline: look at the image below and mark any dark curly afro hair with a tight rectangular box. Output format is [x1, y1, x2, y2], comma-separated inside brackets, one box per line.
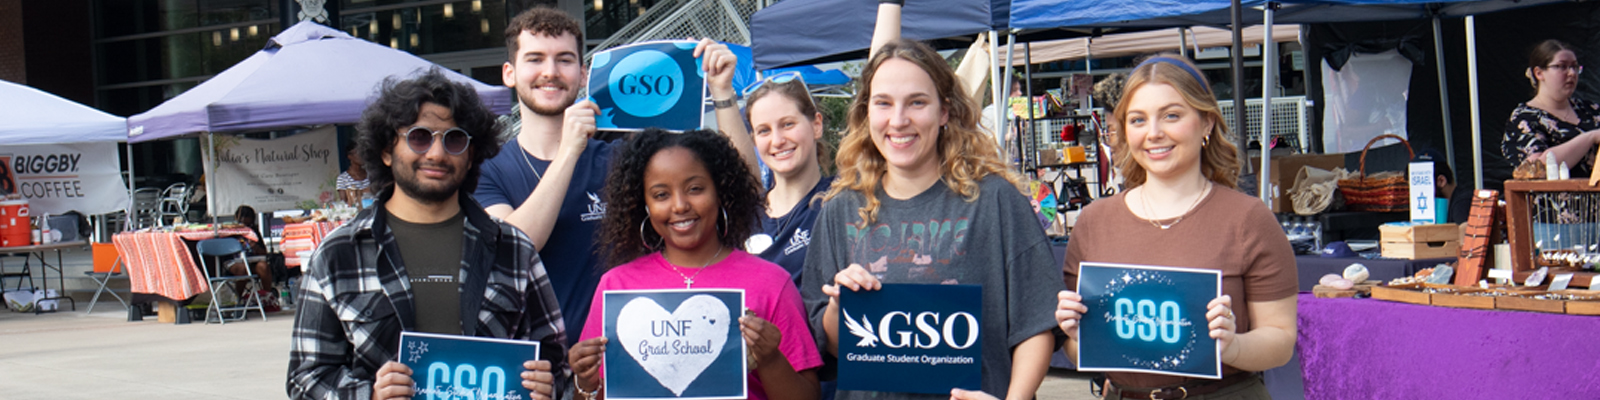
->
[598, 128, 765, 269]
[355, 67, 503, 197]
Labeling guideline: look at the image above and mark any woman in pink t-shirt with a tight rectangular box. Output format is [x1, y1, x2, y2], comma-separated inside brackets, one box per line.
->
[568, 128, 822, 400]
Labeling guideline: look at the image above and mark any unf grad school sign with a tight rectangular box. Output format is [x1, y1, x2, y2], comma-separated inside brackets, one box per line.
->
[838, 284, 982, 394]
[604, 289, 747, 400]
[1075, 262, 1221, 379]
[587, 40, 707, 132]
[398, 332, 542, 400]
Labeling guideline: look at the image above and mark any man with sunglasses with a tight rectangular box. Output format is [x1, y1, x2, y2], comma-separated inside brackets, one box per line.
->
[288, 69, 569, 400]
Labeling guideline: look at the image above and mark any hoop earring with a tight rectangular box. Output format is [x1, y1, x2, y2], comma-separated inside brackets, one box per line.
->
[639, 218, 662, 250]
[1203, 137, 1210, 148]
[719, 207, 729, 238]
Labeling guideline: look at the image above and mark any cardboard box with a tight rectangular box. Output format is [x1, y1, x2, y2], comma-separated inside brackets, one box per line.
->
[1250, 153, 1346, 213]
[1379, 223, 1460, 243]
[1381, 240, 1460, 259]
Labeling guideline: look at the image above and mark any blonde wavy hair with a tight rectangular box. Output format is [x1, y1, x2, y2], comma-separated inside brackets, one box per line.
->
[824, 39, 1022, 225]
[1109, 54, 1241, 189]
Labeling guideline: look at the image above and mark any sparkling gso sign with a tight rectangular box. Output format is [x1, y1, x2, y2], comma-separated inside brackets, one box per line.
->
[398, 332, 542, 400]
[1076, 262, 1220, 379]
[838, 284, 982, 394]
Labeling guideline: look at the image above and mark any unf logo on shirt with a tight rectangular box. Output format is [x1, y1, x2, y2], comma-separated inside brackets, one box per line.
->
[581, 192, 606, 222]
[783, 228, 810, 256]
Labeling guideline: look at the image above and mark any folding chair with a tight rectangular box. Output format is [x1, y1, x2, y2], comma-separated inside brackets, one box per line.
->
[195, 238, 267, 324]
[82, 244, 129, 315]
[0, 254, 34, 292]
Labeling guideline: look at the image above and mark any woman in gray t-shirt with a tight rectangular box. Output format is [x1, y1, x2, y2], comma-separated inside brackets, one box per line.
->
[799, 37, 1062, 400]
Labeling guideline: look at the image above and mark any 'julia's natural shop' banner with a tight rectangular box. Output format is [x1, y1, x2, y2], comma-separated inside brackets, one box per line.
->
[207, 126, 338, 214]
[0, 142, 129, 215]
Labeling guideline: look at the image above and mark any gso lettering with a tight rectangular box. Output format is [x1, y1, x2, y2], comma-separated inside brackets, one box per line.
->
[1112, 298, 1183, 344]
[425, 362, 508, 400]
[877, 311, 979, 349]
[617, 74, 676, 96]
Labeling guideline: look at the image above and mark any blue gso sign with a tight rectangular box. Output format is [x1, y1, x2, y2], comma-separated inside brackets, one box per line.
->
[1075, 262, 1221, 379]
[589, 41, 706, 131]
[397, 332, 542, 400]
[837, 284, 982, 394]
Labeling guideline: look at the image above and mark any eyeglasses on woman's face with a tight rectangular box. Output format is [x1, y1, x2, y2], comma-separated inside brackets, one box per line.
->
[1543, 63, 1584, 74]
[403, 126, 472, 155]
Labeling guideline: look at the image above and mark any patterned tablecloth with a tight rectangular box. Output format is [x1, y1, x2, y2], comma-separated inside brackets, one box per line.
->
[281, 221, 340, 267]
[112, 227, 260, 300]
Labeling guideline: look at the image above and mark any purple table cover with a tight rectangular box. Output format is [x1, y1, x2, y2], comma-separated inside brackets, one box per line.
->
[1297, 294, 1600, 399]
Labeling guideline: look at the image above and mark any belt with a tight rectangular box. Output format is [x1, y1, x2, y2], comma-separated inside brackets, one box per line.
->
[1110, 373, 1259, 400]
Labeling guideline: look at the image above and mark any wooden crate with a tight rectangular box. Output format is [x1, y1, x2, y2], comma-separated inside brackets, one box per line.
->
[1380, 223, 1461, 243]
[1381, 240, 1461, 259]
[1555, 290, 1600, 316]
[1428, 285, 1494, 310]
[1371, 283, 1430, 305]
[1494, 291, 1566, 314]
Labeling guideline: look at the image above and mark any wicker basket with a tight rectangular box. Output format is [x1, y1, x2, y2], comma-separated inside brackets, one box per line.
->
[1338, 134, 1413, 213]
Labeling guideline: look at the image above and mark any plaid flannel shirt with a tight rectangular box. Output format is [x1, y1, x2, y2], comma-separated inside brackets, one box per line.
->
[287, 193, 568, 399]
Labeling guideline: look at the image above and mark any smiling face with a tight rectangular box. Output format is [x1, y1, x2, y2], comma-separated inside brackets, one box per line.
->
[503, 31, 586, 116]
[1121, 82, 1212, 182]
[383, 102, 469, 205]
[868, 58, 948, 179]
[643, 147, 721, 255]
[1535, 49, 1580, 100]
[749, 94, 823, 178]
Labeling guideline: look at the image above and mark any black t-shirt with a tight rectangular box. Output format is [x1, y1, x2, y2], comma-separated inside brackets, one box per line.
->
[388, 209, 465, 335]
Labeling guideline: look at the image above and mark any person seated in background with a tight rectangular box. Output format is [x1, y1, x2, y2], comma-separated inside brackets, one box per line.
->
[226, 205, 275, 294]
[337, 145, 371, 207]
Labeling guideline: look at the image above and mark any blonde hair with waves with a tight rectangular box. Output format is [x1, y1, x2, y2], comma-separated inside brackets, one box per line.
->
[823, 39, 1023, 225]
[1109, 54, 1241, 189]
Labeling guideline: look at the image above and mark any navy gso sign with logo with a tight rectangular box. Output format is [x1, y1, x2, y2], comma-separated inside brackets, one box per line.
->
[837, 284, 982, 394]
[1075, 262, 1221, 379]
[397, 332, 542, 400]
[588, 40, 706, 132]
[603, 289, 746, 400]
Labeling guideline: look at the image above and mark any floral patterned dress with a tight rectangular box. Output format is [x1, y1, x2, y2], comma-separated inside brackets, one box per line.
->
[1501, 97, 1600, 178]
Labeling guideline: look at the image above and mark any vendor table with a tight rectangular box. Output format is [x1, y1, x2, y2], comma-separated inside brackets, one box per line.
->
[111, 227, 259, 301]
[280, 221, 340, 267]
[1293, 256, 1450, 291]
[0, 240, 88, 313]
[1296, 294, 1600, 399]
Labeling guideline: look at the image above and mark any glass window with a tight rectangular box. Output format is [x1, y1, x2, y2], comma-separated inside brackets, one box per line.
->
[97, 0, 277, 39]
[340, 1, 506, 55]
[97, 25, 279, 85]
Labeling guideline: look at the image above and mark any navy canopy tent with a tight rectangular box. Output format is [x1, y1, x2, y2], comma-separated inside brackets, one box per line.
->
[750, 0, 1008, 70]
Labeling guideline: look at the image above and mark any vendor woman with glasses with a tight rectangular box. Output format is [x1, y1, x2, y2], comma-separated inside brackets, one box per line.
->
[1503, 39, 1600, 180]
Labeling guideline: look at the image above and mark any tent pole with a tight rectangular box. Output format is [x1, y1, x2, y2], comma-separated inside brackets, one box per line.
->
[124, 142, 135, 233]
[1433, 16, 1456, 178]
[1231, 0, 1250, 175]
[1179, 27, 1189, 58]
[206, 132, 217, 232]
[1466, 15, 1483, 190]
[1024, 41, 1035, 174]
[1005, 31, 1018, 170]
[1259, 4, 1276, 206]
[990, 30, 1004, 153]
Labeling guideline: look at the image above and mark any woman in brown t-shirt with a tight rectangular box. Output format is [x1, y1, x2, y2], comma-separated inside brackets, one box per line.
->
[1056, 54, 1298, 399]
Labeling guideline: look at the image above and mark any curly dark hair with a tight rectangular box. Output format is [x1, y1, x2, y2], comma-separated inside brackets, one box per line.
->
[355, 68, 503, 196]
[505, 6, 584, 59]
[598, 128, 766, 268]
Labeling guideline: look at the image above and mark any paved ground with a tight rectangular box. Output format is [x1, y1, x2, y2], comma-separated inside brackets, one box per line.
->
[0, 247, 1102, 400]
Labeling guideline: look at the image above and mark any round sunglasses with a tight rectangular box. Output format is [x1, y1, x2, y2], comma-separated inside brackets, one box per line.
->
[404, 126, 472, 155]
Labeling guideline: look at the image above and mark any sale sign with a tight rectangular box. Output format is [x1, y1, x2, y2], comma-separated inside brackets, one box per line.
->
[1075, 262, 1221, 379]
[836, 284, 982, 394]
[397, 332, 542, 400]
[588, 40, 707, 132]
[603, 289, 746, 400]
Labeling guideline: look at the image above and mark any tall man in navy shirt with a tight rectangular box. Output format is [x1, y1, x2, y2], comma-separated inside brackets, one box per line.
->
[475, 7, 609, 346]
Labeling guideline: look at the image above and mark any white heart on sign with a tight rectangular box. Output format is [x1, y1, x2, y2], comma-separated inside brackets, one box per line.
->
[617, 295, 731, 396]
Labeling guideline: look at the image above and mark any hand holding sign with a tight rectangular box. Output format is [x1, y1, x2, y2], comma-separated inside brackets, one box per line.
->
[691, 38, 738, 101]
[521, 360, 558, 400]
[1205, 295, 1239, 364]
[373, 361, 414, 400]
[561, 99, 600, 159]
[739, 313, 782, 370]
[570, 337, 608, 396]
[1054, 290, 1087, 343]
